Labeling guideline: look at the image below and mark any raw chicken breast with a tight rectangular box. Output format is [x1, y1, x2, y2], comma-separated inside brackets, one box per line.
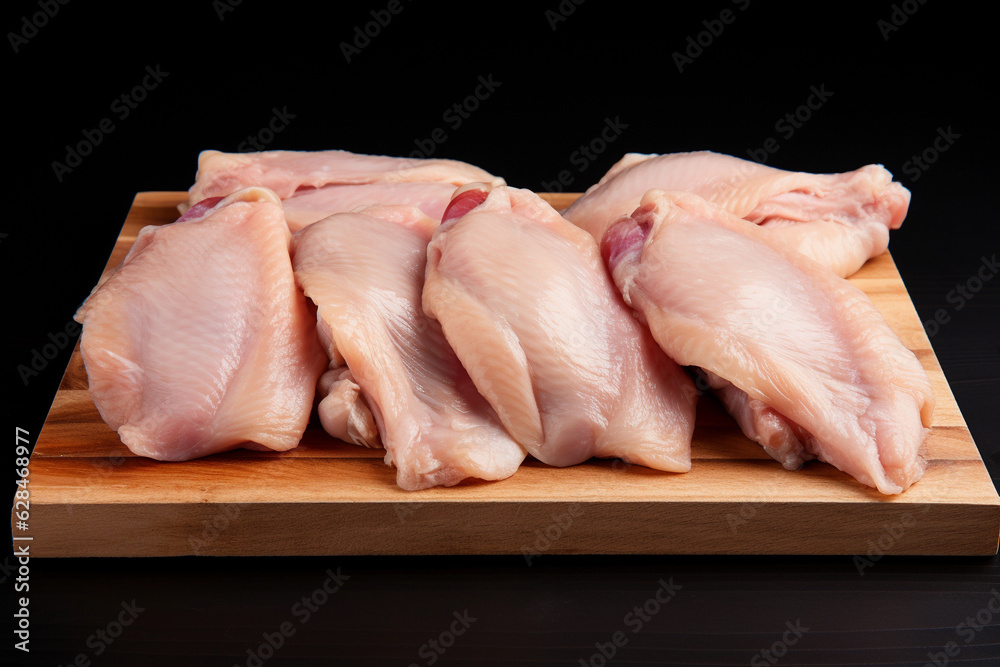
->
[564, 151, 911, 277]
[602, 190, 934, 494]
[423, 183, 697, 471]
[75, 187, 327, 461]
[292, 204, 525, 490]
[187, 149, 502, 231]
[280, 181, 469, 229]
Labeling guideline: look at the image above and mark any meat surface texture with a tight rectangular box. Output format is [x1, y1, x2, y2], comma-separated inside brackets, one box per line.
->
[602, 190, 934, 494]
[75, 187, 327, 461]
[292, 204, 525, 490]
[423, 183, 697, 472]
[564, 151, 911, 277]
[187, 149, 502, 231]
[315, 366, 380, 450]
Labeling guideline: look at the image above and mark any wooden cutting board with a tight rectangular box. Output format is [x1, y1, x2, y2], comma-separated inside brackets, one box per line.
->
[15, 192, 1000, 557]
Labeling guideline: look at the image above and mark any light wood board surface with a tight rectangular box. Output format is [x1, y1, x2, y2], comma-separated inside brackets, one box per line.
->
[16, 192, 1000, 557]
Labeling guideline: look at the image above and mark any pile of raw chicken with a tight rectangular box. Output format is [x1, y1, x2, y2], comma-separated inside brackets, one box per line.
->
[75, 149, 934, 495]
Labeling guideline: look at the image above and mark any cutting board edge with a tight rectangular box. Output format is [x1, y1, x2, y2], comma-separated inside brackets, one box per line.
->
[23, 499, 1000, 558]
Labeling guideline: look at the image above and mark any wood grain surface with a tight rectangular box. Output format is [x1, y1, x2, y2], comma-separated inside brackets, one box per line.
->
[16, 192, 1000, 557]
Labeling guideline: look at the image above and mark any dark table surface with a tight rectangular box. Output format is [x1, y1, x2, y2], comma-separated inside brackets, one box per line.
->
[4, 2, 999, 665]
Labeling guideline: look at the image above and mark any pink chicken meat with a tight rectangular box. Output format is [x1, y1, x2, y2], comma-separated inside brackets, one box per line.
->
[564, 151, 911, 277]
[74, 187, 327, 461]
[422, 183, 697, 471]
[602, 190, 935, 494]
[292, 204, 525, 490]
[187, 149, 502, 231]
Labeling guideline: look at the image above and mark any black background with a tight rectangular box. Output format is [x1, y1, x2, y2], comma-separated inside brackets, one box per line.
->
[4, 1, 999, 665]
